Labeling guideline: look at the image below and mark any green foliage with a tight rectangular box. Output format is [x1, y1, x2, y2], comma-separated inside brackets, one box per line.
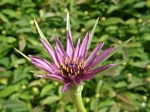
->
[0, 0, 150, 112]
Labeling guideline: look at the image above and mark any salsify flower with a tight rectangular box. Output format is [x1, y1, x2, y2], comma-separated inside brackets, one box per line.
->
[29, 31, 116, 93]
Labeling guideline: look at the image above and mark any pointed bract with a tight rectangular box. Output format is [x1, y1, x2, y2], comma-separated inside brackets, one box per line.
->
[34, 20, 52, 48]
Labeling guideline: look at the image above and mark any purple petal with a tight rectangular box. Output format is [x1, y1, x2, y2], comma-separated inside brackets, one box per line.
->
[46, 73, 65, 82]
[62, 82, 72, 93]
[85, 42, 104, 66]
[73, 39, 80, 62]
[29, 55, 55, 73]
[65, 53, 70, 61]
[78, 32, 90, 58]
[55, 37, 65, 56]
[29, 55, 50, 68]
[55, 48, 64, 63]
[29, 55, 58, 70]
[31, 60, 54, 73]
[44, 60, 58, 70]
[40, 38, 58, 64]
[66, 31, 74, 57]
[85, 46, 115, 70]
[70, 76, 81, 84]
[78, 55, 84, 64]
[85, 64, 117, 76]
[80, 74, 94, 81]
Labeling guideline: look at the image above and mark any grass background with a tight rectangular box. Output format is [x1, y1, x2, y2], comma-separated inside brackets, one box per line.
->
[0, 0, 150, 111]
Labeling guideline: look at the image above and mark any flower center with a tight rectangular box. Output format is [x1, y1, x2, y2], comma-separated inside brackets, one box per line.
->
[58, 58, 86, 77]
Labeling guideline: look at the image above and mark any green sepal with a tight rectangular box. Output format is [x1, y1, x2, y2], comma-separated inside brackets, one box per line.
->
[101, 36, 134, 64]
[66, 12, 71, 31]
[14, 48, 31, 61]
[87, 17, 99, 50]
[34, 19, 52, 48]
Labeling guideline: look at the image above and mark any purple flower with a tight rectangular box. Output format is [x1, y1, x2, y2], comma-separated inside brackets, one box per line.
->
[29, 31, 116, 93]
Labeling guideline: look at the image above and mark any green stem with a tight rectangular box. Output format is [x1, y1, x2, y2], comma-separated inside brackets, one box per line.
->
[68, 84, 87, 112]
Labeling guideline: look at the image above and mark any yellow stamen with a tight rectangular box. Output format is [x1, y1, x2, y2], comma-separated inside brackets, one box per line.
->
[60, 70, 63, 75]
[68, 73, 71, 77]
[77, 70, 80, 74]
[83, 70, 86, 74]
[67, 67, 69, 72]
[63, 65, 66, 70]
[57, 64, 60, 68]
[81, 59, 85, 66]
[80, 63, 82, 67]
[60, 62, 63, 66]
[76, 58, 78, 64]
[81, 64, 84, 69]
[83, 61, 86, 65]
[70, 68, 73, 73]
[62, 65, 64, 69]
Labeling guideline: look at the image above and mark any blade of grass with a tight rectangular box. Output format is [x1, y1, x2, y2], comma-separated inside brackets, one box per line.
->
[87, 17, 99, 50]
[34, 19, 52, 48]
[14, 48, 31, 61]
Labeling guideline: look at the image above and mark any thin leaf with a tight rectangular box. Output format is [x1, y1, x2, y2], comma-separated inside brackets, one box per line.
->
[101, 36, 134, 63]
[40, 84, 53, 97]
[2, 99, 25, 108]
[0, 85, 17, 98]
[34, 19, 52, 48]
[14, 48, 31, 61]
[109, 104, 120, 112]
[41, 95, 60, 105]
[87, 17, 99, 50]
[94, 80, 104, 112]
[94, 104, 98, 112]
[119, 102, 139, 111]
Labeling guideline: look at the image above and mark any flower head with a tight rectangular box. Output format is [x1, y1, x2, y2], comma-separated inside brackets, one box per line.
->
[29, 31, 116, 93]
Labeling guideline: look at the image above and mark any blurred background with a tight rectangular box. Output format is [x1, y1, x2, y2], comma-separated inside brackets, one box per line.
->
[0, 0, 150, 112]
